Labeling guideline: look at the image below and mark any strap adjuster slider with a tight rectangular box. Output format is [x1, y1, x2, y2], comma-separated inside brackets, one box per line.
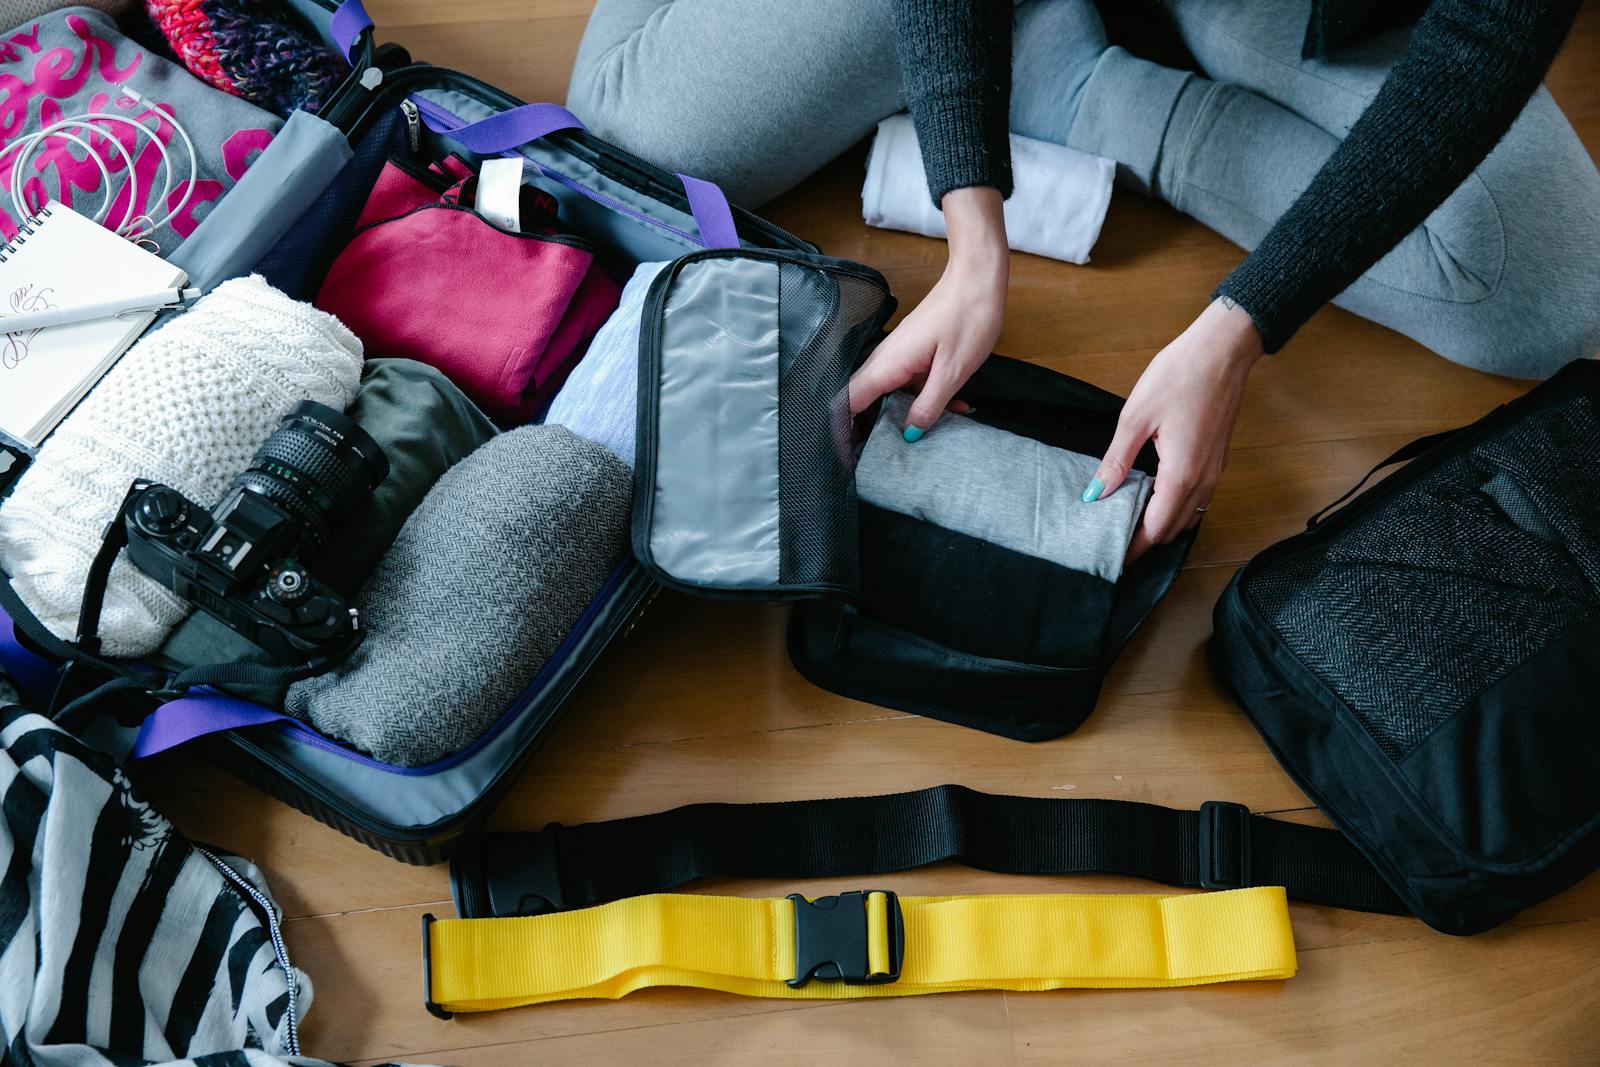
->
[787, 890, 904, 988]
[1199, 800, 1254, 890]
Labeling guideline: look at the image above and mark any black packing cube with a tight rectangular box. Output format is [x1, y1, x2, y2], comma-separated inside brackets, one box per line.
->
[1209, 359, 1600, 934]
[788, 355, 1196, 741]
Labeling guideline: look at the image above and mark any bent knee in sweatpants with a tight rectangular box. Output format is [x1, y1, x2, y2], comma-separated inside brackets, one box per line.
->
[1376, 240, 1600, 381]
[1343, 91, 1600, 380]
[566, 0, 905, 207]
[1419, 188, 1600, 380]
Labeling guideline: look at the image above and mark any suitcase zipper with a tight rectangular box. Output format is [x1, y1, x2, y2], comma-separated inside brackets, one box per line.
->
[622, 585, 662, 640]
[400, 98, 422, 153]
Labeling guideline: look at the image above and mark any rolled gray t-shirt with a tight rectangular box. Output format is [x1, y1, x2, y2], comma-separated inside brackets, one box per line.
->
[856, 393, 1152, 583]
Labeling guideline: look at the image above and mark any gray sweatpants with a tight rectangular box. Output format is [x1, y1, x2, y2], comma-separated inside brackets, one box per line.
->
[567, 0, 1600, 378]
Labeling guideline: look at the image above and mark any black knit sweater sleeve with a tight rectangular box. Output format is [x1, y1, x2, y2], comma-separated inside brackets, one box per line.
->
[890, 0, 1014, 205]
[1216, 0, 1581, 353]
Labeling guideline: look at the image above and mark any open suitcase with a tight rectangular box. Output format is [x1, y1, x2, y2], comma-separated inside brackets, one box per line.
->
[0, 0, 1191, 863]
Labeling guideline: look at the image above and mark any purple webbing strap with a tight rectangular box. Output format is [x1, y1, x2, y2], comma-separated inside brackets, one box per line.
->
[677, 172, 740, 249]
[417, 102, 740, 249]
[330, 0, 373, 63]
[132, 693, 295, 760]
[438, 102, 587, 155]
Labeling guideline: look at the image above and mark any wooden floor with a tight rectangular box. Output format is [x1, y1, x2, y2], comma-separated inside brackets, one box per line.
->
[145, 3, 1600, 1064]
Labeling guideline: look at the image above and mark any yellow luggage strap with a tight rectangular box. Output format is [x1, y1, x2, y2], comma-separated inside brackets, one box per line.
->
[422, 885, 1296, 1015]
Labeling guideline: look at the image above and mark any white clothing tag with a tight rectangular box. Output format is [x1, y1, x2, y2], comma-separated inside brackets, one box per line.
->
[476, 157, 525, 231]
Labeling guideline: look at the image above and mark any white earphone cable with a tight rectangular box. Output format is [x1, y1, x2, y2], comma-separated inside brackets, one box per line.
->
[0, 87, 199, 248]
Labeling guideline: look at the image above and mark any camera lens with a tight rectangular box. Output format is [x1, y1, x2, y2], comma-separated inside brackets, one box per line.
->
[229, 400, 390, 547]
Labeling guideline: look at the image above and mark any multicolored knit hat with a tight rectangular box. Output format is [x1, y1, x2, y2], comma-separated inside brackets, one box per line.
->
[145, 0, 348, 115]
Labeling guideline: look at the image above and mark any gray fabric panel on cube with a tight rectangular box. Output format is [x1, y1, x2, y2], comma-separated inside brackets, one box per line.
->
[647, 256, 782, 587]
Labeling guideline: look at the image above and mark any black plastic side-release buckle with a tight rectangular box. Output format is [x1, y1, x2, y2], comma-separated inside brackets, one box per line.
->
[786, 890, 905, 988]
[1199, 800, 1254, 890]
[449, 825, 566, 919]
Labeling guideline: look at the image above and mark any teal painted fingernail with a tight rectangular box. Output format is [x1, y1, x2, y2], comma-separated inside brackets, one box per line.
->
[902, 425, 924, 443]
[1081, 478, 1104, 503]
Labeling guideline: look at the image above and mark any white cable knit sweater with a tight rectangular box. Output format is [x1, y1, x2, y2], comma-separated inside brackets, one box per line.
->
[0, 275, 363, 657]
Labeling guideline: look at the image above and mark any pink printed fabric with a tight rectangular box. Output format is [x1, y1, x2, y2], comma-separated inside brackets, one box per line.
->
[317, 160, 622, 424]
[0, 8, 280, 251]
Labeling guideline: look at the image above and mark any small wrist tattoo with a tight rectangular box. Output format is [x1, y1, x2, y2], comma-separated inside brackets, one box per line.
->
[1220, 296, 1237, 312]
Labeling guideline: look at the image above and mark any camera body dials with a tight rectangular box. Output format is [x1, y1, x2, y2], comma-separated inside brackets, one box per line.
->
[121, 400, 389, 662]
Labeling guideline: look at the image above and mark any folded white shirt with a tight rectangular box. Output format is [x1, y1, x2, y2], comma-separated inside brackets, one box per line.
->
[862, 113, 1115, 265]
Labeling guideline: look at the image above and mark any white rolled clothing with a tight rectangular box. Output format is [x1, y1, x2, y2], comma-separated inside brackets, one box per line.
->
[862, 113, 1115, 265]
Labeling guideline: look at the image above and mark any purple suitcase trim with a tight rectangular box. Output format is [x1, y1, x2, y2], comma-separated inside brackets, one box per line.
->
[0, 563, 630, 775]
[330, 0, 373, 63]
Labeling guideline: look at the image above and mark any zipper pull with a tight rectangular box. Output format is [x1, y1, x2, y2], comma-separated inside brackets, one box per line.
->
[400, 99, 422, 153]
[830, 602, 858, 655]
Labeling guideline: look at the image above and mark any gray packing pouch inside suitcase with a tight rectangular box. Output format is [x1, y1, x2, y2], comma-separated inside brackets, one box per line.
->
[633, 249, 895, 599]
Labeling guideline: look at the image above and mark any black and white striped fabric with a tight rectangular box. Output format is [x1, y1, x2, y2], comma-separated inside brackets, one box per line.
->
[0, 682, 393, 1067]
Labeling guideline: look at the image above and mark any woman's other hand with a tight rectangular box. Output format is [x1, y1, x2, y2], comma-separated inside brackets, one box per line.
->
[848, 186, 1008, 437]
[1085, 298, 1265, 561]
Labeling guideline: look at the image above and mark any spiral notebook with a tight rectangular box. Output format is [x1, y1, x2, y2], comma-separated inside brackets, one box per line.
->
[0, 203, 187, 449]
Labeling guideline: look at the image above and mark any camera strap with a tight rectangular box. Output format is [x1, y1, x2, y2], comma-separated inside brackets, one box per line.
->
[0, 488, 147, 688]
[72, 484, 141, 657]
[0, 575, 153, 718]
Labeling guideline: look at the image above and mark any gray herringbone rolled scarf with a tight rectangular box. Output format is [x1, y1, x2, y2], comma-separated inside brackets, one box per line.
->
[285, 424, 632, 767]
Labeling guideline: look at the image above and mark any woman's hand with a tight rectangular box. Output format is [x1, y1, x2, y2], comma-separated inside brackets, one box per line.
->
[848, 186, 1008, 436]
[1084, 297, 1265, 561]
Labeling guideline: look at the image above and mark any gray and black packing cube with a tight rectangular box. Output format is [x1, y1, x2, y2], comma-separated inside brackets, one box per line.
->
[629, 261, 1195, 741]
[785, 356, 1195, 741]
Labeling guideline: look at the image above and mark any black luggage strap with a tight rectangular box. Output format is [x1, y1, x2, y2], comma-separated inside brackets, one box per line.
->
[449, 786, 1408, 919]
[1306, 425, 1468, 529]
